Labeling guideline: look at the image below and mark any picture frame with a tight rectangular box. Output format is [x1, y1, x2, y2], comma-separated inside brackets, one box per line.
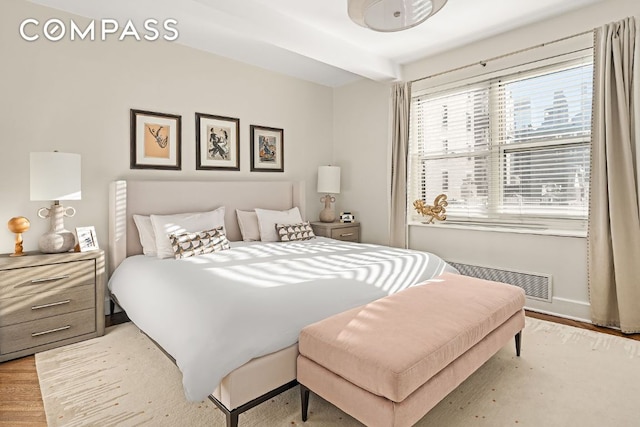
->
[250, 125, 284, 172]
[340, 212, 355, 223]
[75, 226, 99, 252]
[130, 109, 182, 170]
[195, 113, 240, 171]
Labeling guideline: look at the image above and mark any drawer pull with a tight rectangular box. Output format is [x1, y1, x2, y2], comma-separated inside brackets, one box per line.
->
[31, 325, 71, 337]
[30, 275, 70, 284]
[340, 233, 355, 237]
[31, 300, 71, 310]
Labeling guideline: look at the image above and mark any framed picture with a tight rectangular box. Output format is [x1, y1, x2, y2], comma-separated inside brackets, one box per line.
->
[130, 109, 182, 170]
[250, 125, 284, 172]
[195, 113, 240, 171]
[76, 226, 99, 252]
[340, 212, 355, 223]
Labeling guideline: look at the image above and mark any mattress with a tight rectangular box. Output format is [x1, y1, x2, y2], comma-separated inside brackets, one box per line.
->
[108, 237, 457, 401]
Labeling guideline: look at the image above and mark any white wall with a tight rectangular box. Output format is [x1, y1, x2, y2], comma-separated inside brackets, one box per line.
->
[333, 0, 640, 320]
[0, 0, 334, 256]
[332, 79, 391, 245]
[409, 227, 590, 320]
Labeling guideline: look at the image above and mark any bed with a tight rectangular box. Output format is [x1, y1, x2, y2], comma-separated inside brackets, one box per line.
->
[107, 180, 456, 427]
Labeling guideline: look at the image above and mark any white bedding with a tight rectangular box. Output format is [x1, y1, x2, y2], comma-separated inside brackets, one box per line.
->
[108, 237, 457, 402]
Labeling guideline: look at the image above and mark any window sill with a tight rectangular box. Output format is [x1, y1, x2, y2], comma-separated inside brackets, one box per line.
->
[408, 221, 587, 238]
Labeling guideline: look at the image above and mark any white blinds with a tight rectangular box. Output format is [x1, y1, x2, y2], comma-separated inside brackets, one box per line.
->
[409, 55, 593, 228]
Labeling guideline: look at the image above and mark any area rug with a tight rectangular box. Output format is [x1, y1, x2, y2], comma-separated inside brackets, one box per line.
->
[36, 317, 640, 426]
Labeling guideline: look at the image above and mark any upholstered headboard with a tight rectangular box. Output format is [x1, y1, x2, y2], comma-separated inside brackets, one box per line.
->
[108, 180, 305, 274]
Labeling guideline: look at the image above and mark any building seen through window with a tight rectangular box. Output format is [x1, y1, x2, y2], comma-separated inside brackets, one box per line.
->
[410, 58, 593, 226]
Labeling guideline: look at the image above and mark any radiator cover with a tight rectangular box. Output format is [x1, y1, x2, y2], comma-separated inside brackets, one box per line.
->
[448, 262, 552, 302]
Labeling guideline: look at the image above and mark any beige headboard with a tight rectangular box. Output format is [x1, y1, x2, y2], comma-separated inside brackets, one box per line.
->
[108, 180, 305, 274]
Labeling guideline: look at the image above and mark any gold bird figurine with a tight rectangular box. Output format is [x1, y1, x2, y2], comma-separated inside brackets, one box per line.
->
[413, 194, 448, 224]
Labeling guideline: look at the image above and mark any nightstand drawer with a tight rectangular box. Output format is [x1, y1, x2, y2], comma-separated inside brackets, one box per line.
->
[0, 284, 95, 327]
[0, 308, 96, 355]
[330, 226, 359, 242]
[0, 260, 95, 299]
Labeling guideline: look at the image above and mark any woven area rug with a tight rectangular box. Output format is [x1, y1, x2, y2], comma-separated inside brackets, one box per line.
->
[36, 317, 640, 426]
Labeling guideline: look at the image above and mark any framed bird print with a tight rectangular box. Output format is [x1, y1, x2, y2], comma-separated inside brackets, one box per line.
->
[130, 109, 182, 170]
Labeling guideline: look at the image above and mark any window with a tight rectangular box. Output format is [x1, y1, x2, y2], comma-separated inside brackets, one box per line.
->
[409, 55, 593, 229]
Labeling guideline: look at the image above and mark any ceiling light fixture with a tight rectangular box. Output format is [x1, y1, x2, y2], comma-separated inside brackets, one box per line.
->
[348, 0, 447, 32]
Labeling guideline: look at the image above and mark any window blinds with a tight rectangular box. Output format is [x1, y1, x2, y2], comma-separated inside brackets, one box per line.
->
[409, 55, 593, 229]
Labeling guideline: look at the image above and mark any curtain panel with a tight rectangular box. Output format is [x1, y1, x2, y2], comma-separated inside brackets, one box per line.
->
[588, 17, 640, 333]
[390, 82, 411, 248]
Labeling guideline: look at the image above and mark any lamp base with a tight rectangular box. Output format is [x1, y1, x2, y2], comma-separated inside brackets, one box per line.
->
[319, 208, 336, 223]
[319, 194, 337, 223]
[37, 202, 77, 253]
[38, 230, 76, 253]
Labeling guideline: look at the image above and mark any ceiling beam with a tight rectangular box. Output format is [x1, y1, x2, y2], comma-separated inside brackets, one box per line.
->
[29, 0, 400, 82]
[191, 0, 400, 81]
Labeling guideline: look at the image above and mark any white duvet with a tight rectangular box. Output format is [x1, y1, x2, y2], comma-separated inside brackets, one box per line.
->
[108, 237, 456, 402]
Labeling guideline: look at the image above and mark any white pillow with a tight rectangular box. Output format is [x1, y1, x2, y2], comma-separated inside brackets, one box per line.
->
[133, 215, 157, 257]
[236, 210, 261, 241]
[254, 207, 303, 242]
[150, 207, 226, 259]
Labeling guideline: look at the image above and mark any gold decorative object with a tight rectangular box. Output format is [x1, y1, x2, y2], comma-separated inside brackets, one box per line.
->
[7, 216, 30, 257]
[413, 194, 448, 223]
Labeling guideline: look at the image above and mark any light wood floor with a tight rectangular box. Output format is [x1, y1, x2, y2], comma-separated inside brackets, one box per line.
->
[1, 312, 638, 426]
[0, 313, 127, 427]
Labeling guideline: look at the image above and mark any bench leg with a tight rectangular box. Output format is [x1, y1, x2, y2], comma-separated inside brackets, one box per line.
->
[225, 410, 238, 427]
[300, 384, 310, 422]
[515, 331, 522, 357]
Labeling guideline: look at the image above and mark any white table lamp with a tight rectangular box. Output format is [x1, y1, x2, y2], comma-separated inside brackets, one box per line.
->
[30, 152, 82, 253]
[318, 166, 341, 223]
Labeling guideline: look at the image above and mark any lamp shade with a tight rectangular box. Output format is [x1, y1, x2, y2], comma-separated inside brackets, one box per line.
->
[30, 152, 82, 201]
[317, 166, 341, 194]
[348, 0, 447, 32]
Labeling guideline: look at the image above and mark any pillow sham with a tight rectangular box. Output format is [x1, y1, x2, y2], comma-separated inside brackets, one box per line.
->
[150, 207, 226, 259]
[132, 214, 157, 257]
[236, 209, 261, 241]
[275, 222, 316, 242]
[254, 207, 303, 242]
[169, 226, 230, 259]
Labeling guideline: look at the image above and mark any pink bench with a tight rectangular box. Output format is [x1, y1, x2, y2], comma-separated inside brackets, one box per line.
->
[297, 273, 525, 427]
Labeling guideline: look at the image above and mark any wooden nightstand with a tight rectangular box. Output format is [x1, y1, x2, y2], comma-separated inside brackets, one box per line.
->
[0, 250, 105, 362]
[310, 221, 360, 243]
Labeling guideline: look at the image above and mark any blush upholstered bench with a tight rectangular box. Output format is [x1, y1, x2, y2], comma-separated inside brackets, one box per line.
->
[297, 273, 526, 427]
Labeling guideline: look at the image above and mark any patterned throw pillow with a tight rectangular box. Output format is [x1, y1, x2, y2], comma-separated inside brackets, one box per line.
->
[275, 222, 316, 242]
[169, 226, 230, 259]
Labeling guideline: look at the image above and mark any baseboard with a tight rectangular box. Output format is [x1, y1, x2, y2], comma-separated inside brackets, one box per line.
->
[525, 296, 591, 323]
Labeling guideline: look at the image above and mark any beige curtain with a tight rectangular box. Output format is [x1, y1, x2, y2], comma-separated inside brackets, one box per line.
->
[390, 82, 411, 248]
[589, 17, 640, 333]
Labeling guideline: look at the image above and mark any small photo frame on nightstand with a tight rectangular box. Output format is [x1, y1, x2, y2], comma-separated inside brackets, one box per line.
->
[340, 212, 355, 223]
[76, 226, 99, 252]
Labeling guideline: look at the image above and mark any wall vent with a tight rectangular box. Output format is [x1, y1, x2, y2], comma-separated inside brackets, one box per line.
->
[448, 262, 552, 302]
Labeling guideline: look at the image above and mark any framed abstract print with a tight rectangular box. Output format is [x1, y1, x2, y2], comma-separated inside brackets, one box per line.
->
[250, 125, 284, 172]
[196, 113, 240, 171]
